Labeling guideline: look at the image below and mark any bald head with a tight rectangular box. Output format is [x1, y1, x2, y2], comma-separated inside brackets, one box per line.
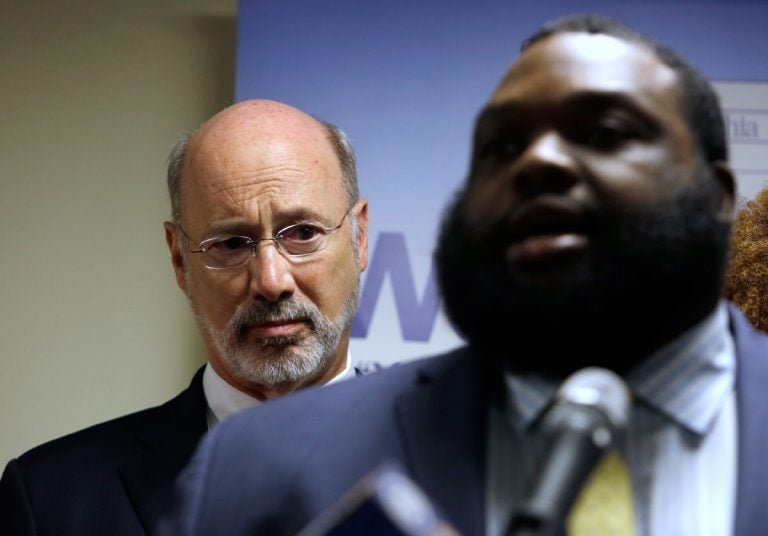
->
[167, 100, 357, 225]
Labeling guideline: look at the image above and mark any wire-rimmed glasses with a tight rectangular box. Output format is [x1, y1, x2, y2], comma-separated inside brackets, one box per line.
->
[178, 210, 350, 270]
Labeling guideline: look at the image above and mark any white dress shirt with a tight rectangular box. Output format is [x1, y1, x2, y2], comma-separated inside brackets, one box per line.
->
[486, 303, 737, 536]
[202, 351, 357, 427]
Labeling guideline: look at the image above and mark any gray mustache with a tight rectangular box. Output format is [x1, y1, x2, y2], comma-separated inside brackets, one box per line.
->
[231, 300, 320, 337]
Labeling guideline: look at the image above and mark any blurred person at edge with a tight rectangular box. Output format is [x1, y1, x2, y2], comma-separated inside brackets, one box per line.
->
[725, 186, 768, 333]
[0, 99, 371, 535]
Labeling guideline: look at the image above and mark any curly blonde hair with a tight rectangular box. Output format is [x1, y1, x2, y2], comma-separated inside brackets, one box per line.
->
[724, 187, 768, 332]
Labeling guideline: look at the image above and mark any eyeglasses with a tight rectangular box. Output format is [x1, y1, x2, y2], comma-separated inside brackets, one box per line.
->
[178, 211, 350, 270]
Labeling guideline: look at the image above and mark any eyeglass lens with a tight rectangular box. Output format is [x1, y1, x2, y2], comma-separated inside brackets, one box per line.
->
[202, 221, 341, 268]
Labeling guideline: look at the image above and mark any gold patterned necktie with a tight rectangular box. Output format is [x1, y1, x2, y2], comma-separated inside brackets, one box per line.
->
[566, 450, 635, 535]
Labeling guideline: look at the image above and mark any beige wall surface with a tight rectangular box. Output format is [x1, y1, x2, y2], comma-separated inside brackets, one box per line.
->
[0, 0, 237, 465]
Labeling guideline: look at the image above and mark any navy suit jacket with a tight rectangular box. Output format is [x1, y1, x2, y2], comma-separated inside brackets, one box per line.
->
[0, 368, 208, 535]
[172, 307, 768, 535]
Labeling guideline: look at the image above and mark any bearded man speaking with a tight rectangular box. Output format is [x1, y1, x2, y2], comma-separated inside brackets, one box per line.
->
[168, 15, 768, 536]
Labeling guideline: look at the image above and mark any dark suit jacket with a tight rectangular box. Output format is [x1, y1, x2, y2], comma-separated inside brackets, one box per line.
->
[0, 368, 208, 536]
[172, 307, 768, 535]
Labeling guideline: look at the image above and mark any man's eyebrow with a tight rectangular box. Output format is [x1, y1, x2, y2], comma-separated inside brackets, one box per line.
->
[274, 208, 328, 225]
[475, 103, 522, 131]
[566, 92, 662, 123]
[472, 103, 524, 146]
[476, 91, 662, 132]
[204, 209, 329, 237]
[203, 222, 254, 237]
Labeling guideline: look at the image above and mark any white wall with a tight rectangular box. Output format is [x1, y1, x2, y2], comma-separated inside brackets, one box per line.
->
[0, 0, 237, 465]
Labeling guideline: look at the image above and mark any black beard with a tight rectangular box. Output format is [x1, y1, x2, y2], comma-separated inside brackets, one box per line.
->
[435, 176, 731, 378]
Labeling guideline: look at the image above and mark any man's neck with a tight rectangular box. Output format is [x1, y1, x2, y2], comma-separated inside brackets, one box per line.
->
[208, 346, 350, 402]
[204, 350, 355, 425]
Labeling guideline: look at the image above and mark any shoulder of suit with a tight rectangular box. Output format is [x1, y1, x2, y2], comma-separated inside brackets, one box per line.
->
[327, 345, 472, 395]
[8, 367, 206, 469]
[216, 347, 474, 429]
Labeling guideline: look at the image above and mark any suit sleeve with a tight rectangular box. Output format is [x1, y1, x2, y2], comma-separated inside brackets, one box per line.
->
[0, 459, 38, 535]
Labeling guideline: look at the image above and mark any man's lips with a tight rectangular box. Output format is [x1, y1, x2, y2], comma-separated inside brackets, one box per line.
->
[247, 319, 306, 338]
[504, 198, 589, 265]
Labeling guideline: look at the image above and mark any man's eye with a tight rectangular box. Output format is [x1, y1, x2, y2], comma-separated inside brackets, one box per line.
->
[589, 126, 629, 149]
[581, 116, 639, 151]
[280, 224, 322, 242]
[211, 236, 252, 251]
[477, 138, 524, 162]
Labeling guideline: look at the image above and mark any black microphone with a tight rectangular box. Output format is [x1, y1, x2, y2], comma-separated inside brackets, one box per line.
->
[298, 463, 460, 536]
[507, 367, 631, 536]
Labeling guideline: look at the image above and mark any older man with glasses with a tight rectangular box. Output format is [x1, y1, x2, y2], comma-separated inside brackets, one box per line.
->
[0, 100, 370, 535]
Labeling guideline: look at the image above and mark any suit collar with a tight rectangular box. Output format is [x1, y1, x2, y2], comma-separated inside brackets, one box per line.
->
[394, 348, 487, 536]
[119, 367, 208, 534]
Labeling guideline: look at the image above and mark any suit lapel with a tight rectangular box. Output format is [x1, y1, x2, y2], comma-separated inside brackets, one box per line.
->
[119, 367, 208, 534]
[394, 348, 487, 536]
[730, 308, 768, 535]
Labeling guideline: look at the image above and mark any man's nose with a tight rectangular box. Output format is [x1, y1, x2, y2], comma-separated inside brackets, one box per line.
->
[247, 243, 296, 302]
[511, 131, 579, 199]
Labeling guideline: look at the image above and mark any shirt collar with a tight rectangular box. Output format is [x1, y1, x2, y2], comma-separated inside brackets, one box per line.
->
[503, 373, 557, 432]
[504, 303, 735, 437]
[325, 350, 357, 385]
[203, 350, 355, 427]
[627, 302, 735, 436]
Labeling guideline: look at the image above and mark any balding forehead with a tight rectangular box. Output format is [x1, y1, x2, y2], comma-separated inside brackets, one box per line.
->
[191, 100, 328, 151]
[177, 102, 345, 218]
[185, 101, 336, 173]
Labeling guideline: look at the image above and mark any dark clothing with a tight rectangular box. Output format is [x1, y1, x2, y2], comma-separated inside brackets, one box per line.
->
[0, 368, 207, 535]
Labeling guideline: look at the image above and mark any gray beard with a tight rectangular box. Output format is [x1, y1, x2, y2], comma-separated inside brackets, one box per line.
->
[188, 280, 359, 388]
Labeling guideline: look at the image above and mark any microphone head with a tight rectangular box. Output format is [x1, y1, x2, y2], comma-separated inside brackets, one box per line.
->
[509, 368, 632, 534]
[554, 367, 631, 432]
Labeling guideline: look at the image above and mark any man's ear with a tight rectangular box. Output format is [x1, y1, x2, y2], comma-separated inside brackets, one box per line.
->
[353, 199, 369, 272]
[164, 221, 188, 293]
[712, 161, 736, 223]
